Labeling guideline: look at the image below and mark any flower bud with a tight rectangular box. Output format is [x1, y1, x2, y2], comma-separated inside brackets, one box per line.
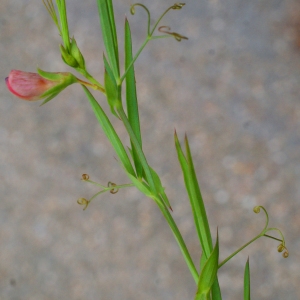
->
[60, 44, 79, 68]
[5, 69, 78, 102]
[70, 38, 85, 69]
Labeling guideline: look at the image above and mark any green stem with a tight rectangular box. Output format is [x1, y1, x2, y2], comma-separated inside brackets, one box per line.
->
[117, 105, 198, 283]
[263, 234, 282, 243]
[218, 232, 264, 269]
[121, 3, 181, 83]
[56, 0, 70, 51]
[158, 201, 199, 284]
[130, 3, 151, 35]
[265, 228, 285, 244]
[76, 68, 105, 92]
[149, 5, 176, 36]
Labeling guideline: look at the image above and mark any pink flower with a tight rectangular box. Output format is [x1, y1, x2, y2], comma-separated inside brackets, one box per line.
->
[5, 69, 78, 102]
[6, 70, 57, 101]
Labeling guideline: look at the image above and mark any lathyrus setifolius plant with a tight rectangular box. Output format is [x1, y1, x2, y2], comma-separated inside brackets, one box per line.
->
[5, 1, 288, 299]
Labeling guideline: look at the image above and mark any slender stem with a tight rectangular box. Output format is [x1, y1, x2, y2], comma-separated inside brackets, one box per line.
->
[150, 6, 174, 36]
[56, 0, 70, 51]
[130, 4, 151, 35]
[265, 227, 285, 243]
[117, 106, 198, 283]
[86, 183, 135, 207]
[157, 201, 199, 283]
[85, 179, 133, 190]
[121, 3, 181, 83]
[76, 68, 105, 92]
[263, 234, 282, 243]
[218, 233, 264, 269]
[151, 35, 174, 40]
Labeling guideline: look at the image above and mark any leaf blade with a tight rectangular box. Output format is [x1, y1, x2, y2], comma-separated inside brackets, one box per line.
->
[82, 85, 135, 177]
[96, 0, 119, 78]
[125, 18, 143, 178]
[244, 258, 251, 300]
[195, 233, 219, 300]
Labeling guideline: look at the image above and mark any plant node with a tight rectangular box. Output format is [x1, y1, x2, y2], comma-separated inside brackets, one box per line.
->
[108, 182, 119, 194]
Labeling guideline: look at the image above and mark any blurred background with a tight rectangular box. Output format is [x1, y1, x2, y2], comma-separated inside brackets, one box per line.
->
[1, 0, 300, 299]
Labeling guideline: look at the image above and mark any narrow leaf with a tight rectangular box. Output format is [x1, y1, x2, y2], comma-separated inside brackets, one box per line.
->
[125, 18, 143, 178]
[174, 132, 212, 258]
[185, 135, 213, 257]
[244, 258, 251, 300]
[195, 233, 219, 300]
[97, 0, 119, 78]
[82, 86, 135, 177]
[117, 106, 157, 196]
[175, 132, 222, 299]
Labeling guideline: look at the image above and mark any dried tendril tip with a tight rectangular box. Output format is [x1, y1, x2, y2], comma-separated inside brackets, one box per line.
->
[253, 206, 261, 213]
[172, 3, 186, 10]
[81, 174, 90, 181]
[108, 182, 119, 194]
[277, 244, 284, 253]
[130, 5, 135, 15]
[77, 197, 89, 210]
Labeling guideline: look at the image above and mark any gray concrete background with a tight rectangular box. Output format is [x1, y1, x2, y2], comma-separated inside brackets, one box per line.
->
[1, 0, 300, 299]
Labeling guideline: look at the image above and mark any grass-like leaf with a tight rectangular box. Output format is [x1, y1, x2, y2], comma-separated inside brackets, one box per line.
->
[195, 232, 219, 300]
[174, 132, 213, 258]
[244, 258, 251, 300]
[124, 18, 143, 178]
[82, 85, 135, 177]
[97, 0, 119, 78]
[175, 132, 222, 299]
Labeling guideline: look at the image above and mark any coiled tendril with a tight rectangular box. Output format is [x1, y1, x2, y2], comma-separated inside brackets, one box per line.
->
[158, 26, 188, 41]
[129, 3, 187, 39]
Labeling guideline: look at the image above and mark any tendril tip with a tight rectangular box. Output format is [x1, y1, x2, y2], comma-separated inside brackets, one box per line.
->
[108, 182, 119, 194]
[81, 174, 90, 181]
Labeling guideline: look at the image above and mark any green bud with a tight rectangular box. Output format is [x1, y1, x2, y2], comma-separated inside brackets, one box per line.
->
[60, 44, 78, 68]
[70, 37, 85, 69]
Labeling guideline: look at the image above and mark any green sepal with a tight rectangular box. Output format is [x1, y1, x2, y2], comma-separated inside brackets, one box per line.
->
[70, 37, 85, 69]
[40, 92, 60, 106]
[37, 68, 78, 100]
[195, 232, 219, 300]
[60, 44, 78, 67]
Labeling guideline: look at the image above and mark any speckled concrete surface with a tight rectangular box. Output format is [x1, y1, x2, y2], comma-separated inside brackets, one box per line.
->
[1, 0, 300, 299]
